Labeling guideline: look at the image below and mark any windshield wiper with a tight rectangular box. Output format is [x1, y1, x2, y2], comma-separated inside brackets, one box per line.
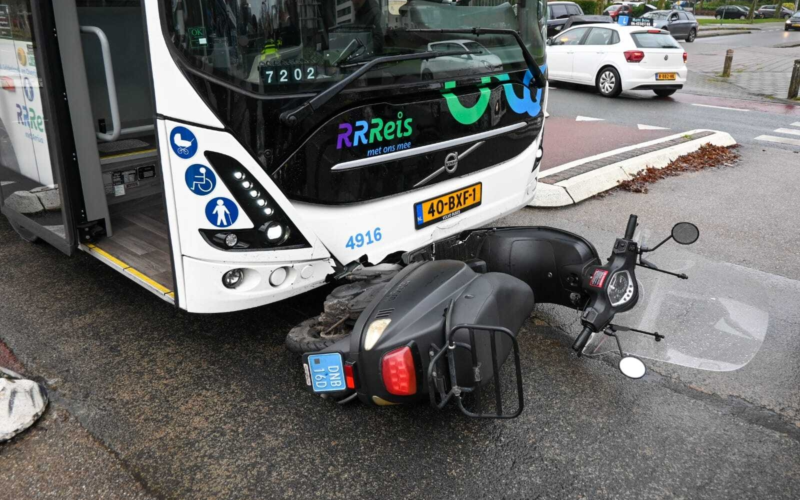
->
[403, 27, 546, 89]
[332, 38, 366, 67]
[280, 49, 481, 126]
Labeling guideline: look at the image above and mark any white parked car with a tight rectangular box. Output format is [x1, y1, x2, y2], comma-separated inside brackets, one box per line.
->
[546, 24, 687, 98]
[421, 40, 503, 80]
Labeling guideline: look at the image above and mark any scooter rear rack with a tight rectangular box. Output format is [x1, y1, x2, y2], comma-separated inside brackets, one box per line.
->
[427, 322, 524, 419]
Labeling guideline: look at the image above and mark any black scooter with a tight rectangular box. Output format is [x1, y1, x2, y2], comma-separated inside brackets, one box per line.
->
[296, 215, 699, 418]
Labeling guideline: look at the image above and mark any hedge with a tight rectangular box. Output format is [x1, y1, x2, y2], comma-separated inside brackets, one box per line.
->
[575, 1, 599, 15]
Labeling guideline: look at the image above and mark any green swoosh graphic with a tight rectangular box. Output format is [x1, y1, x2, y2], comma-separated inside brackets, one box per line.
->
[442, 77, 492, 125]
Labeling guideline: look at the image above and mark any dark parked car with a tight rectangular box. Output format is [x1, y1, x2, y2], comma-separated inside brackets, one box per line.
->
[715, 5, 760, 19]
[547, 2, 584, 38]
[757, 5, 794, 18]
[787, 11, 800, 30]
[642, 10, 699, 42]
[562, 14, 614, 31]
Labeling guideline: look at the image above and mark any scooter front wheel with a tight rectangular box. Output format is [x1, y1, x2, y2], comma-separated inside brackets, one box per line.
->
[286, 317, 350, 353]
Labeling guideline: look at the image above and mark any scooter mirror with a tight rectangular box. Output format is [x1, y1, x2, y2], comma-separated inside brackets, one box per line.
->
[619, 356, 646, 379]
[671, 222, 699, 246]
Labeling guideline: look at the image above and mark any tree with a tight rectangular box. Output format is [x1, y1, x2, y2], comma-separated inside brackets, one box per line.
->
[748, 0, 757, 21]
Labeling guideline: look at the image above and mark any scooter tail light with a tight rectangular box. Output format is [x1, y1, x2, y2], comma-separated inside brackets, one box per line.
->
[624, 50, 645, 63]
[381, 346, 417, 396]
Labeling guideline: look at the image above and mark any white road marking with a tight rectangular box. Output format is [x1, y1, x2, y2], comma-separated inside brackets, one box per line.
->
[691, 103, 749, 112]
[637, 124, 670, 130]
[576, 116, 604, 122]
[755, 135, 800, 147]
[775, 128, 800, 137]
[791, 122, 800, 128]
[0, 181, 14, 186]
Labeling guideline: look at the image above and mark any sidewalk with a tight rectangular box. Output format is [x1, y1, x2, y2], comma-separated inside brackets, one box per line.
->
[683, 29, 800, 102]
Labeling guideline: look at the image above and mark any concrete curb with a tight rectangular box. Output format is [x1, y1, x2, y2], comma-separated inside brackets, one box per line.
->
[529, 129, 737, 208]
[697, 30, 752, 37]
[698, 26, 760, 31]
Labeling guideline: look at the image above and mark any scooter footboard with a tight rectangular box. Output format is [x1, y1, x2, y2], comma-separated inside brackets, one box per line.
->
[427, 324, 524, 419]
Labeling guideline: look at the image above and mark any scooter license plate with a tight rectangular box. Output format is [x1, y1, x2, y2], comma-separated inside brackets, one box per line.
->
[414, 182, 482, 229]
[656, 73, 677, 81]
[304, 353, 346, 393]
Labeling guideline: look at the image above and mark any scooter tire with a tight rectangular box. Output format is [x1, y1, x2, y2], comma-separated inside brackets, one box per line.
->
[285, 318, 349, 354]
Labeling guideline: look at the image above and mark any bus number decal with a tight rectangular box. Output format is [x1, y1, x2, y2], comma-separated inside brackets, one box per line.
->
[346, 227, 382, 250]
[262, 65, 319, 84]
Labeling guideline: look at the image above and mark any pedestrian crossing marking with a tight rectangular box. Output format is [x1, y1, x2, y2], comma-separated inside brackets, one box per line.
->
[774, 128, 800, 136]
[754, 135, 800, 147]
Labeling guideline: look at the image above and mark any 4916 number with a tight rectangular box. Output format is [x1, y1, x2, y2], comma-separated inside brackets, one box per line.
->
[346, 227, 382, 250]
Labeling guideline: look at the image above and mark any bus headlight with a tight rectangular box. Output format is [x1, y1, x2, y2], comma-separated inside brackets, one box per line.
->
[200, 152, 310, 252]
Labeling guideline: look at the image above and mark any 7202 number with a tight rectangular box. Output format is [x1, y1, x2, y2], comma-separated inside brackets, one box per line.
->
[346, 227, 382, 250]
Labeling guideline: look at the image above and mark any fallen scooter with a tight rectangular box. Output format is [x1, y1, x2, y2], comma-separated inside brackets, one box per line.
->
[294, 215, 704, 418]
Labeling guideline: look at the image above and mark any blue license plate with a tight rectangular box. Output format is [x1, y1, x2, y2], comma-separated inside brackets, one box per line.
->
[306, 353, 345, 393]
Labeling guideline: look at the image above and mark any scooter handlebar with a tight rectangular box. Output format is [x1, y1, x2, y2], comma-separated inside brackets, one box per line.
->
[572, 326, 594, 356]
[624, 214, 638, 240]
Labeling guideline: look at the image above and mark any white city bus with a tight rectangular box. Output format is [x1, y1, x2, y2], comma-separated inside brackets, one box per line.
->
[0, 0, 547, 314]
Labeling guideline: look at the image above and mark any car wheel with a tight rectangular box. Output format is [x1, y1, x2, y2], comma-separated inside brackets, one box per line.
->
[715, 14, 721, 19]
[596, 67, 622, 98]
[686, 29, 696, 42]
[654, 89, 677, 97]
[421, 69, 433, 81]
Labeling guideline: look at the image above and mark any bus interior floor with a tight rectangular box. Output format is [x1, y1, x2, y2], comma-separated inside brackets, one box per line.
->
[93, 195, 174, 292]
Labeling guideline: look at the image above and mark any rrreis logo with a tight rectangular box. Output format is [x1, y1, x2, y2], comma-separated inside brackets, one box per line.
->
[336, 112, 414, 150]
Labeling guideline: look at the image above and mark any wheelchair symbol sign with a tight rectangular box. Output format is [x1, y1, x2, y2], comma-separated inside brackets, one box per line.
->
[206, 198, 238, 228]
[185, 165, 216, 195]
[170, 126, 198, 159]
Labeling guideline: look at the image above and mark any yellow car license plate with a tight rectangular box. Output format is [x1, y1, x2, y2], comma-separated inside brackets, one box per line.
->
[794, 23, 800, 27]
[656, 73, 677, 81]
[414, 183, 482, 229]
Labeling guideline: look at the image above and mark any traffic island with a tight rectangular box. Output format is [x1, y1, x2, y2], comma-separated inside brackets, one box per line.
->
[530, 129, 737, 207]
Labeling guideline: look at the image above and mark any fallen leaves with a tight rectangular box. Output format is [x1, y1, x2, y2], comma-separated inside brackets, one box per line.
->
[617, 144, 740, 194]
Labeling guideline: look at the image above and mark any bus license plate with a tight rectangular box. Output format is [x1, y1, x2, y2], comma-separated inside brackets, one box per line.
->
[656, 73, 677, 81]
[305, 353, 345, 393]
[414, 183, 482, 229]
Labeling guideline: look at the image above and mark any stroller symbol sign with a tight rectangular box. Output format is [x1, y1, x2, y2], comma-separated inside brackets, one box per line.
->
[170, 126, 198, 159]
[205, 198, 239, 228]
[185, 165, 216, 195]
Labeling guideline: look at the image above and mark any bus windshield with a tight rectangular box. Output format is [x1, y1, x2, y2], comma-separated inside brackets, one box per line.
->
[163, 0, 546, 94]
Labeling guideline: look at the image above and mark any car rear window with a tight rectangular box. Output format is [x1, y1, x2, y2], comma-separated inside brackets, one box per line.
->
[631, 32, 681, 49]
